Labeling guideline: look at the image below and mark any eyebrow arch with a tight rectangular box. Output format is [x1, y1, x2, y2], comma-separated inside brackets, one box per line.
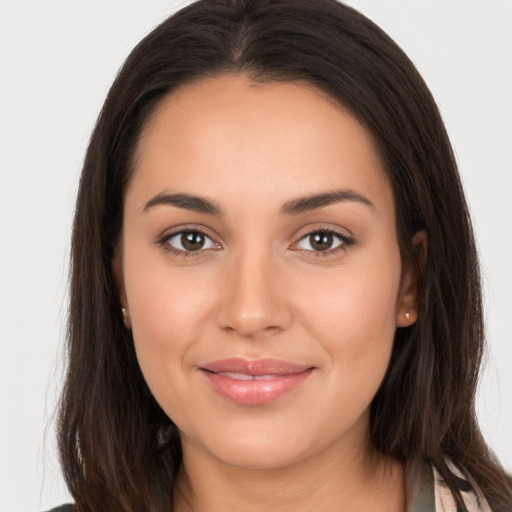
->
[142, 188, 375, 216]
[280, 189, 375, 215]
[143, 192, 223, 215]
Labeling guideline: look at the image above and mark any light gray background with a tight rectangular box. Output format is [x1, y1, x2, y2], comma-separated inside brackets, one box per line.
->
[1, 1, 511, 510]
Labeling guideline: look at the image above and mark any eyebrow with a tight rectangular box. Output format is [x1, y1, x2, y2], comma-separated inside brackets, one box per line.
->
[281, 189, 375, 215]
[142, 188, 375, 216]
[143, 192, 222, 215]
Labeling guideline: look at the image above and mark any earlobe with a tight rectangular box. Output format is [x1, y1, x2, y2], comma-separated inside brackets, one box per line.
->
[112, 248, 131, 330]
[396, 230, 427, 327]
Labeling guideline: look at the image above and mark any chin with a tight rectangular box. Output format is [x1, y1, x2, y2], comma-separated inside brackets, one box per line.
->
[192, 426, 314, 470]
[215, 444, 306, 470]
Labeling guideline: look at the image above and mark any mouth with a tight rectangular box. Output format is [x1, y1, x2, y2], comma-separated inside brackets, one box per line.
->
[199, 358, 314, 405]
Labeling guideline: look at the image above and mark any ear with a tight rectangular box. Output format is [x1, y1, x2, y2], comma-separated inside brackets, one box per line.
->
[112, 246, 131, 329]
[396, 230, 427, 327]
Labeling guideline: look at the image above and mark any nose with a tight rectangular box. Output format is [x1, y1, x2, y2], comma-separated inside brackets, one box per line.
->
[215, 245, 293, 339]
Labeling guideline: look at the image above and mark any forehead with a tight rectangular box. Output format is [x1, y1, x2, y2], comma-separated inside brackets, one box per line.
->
[129, 73, 393, 216]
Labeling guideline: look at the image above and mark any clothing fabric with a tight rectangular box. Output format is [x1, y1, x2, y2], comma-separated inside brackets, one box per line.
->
[409, 460, 492, 512]
[44, 463, 492, 512]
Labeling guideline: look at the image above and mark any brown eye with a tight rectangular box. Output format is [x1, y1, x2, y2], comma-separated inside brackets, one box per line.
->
[164, 230, 218, 253]
[310, 232, 335, 251]
[181, 231, 206, 251]
[295, 229, 354, 255]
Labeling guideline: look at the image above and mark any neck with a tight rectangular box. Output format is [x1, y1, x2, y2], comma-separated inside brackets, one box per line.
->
[172, 432, 405, 512]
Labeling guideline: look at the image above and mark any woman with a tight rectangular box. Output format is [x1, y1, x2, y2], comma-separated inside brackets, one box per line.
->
[50, 0, 512, 510]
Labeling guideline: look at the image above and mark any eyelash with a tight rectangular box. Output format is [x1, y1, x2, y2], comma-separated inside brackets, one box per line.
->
[156, 225, 355, 259]
[156, 227, 218, 259]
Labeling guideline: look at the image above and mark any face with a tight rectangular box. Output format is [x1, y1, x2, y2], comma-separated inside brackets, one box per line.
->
[116, 74, 418, 469]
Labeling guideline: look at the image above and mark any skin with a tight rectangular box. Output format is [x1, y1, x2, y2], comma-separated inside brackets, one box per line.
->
[114, 74, 423, 512]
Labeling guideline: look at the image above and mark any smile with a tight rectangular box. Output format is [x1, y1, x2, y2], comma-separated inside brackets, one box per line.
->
[199, 358, 314, 405]
[215, 372, 284, 381]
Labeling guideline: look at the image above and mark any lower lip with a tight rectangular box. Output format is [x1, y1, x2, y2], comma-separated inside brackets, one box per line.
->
[200, 369, 314, 405]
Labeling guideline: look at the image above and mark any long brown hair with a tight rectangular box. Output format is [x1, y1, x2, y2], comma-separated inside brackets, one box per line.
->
[58, 0, 512, 510]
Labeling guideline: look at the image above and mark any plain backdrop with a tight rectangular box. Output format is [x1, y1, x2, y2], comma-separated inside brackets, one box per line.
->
[1, 1, 511, 510]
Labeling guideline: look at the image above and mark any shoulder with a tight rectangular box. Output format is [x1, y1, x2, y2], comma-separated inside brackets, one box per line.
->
[433, 461, 492, 512]
[42, 505, 74, 512]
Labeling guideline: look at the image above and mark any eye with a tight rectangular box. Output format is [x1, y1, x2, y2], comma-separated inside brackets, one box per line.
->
[158, 229, 219, 257]
[294, 229, 354, 256]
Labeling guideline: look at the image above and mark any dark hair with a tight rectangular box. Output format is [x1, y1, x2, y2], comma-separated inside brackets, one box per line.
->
[57, 0, 512, 510]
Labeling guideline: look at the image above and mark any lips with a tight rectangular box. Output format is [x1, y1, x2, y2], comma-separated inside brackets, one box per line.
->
[199, 358, 314, 405]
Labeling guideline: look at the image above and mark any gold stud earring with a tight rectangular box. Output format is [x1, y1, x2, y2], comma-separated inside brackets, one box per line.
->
[121, 307, 131, 329]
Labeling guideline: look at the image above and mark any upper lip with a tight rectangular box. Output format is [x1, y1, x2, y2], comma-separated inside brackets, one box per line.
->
[200, 358, 313, 376]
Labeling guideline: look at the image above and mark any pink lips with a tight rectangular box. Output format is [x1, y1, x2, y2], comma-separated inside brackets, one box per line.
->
[199, 358, 314, 405]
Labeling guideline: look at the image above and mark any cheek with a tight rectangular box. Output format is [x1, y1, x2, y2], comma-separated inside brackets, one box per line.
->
[299, 253, 401, 344]
[121, 238, 215, 385]
[124, 263, 217, 429]
[295, 247, 402, 403]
